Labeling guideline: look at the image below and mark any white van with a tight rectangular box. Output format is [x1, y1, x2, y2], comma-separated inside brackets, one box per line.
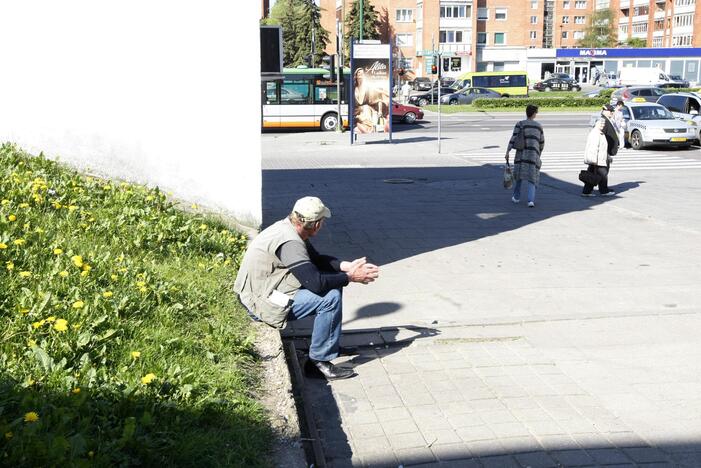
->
[618, 67, 672, 87]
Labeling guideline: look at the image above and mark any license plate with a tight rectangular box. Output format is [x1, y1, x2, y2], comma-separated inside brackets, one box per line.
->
[671, 137, 687, 142]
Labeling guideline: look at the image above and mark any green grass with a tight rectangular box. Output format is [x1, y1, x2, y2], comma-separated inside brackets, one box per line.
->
[424, 104, 602, 113]
[0, 143, 273, 467]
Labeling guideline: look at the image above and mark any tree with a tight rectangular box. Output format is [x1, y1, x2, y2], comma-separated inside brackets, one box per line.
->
[265, 0, 330, 67]
[625, 37, 646, 48]
[344, 0, 381, 54]
[577, 9, 617, 48]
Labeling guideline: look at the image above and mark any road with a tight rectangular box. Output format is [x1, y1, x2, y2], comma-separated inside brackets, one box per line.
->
[407, 112, 593, 133]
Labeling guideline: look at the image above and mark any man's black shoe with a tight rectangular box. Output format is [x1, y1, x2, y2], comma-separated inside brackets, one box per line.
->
[308, 360, 355, 380]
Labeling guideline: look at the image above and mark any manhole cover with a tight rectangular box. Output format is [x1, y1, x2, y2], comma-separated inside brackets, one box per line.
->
[383, 178, 414, 184]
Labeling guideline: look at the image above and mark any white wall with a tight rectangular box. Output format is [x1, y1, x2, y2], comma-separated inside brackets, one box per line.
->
[0, 1, 262, 227]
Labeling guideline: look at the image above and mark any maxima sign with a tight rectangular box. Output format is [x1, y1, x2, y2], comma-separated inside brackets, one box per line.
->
[556, 47, 701, 58]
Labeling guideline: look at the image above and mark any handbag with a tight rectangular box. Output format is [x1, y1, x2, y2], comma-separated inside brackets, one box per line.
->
[503, 164, 514, 189]
[578, 168, 601, 186]
[512, 122, 526, 150]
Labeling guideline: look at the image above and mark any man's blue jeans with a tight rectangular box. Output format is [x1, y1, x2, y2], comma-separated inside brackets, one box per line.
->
[512, 179, 536, 204]
[289, 288, 342, 362]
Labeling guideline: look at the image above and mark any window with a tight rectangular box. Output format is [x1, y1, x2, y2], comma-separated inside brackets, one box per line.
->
[531, 1, 538, 8]
[574, 30, 584, 39]
[396, 8, 413, 22]
[265, 82, 278, 105]
[672, 34, 693, 46]
[398, 58, 413, 69]
[575, 0, 586, 8]
[675, 0, 696, 5]
[632, 22, 648, 33]
[561, 31, 569, 39]
[563, 0, 570, 7]
[633, 6, 649, 15]
[652, 37, 663, 47]
[281, 80, 310, 104]
[477, 8, 488, 20]
[575, 16, 585, 24]
[658, 95, 686, 113]
[495, 8, 507, 20]
[396, 33, 413, 46]
[654, 19, 664, 31]
[439, 30, 464, 43]
[494, 32, 506, 45]
[440, 5, 469, 18]
[620, 24, 628, 33]
[562, 16, 570, 23]
[530, 31, 538, 39]
[477, 32, 487, 44]
[674, 13, 693, 27]
[531, 16, 538, 24]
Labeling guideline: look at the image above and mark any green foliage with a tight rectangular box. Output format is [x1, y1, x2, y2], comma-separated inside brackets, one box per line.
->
[270, 0, 329, 67]
[344, 0, 381, 54]
[578, 8, 617, 48]
[0, 143, 271, 466]
[473, 96, 610, 109]
[625, 37, 647, 48]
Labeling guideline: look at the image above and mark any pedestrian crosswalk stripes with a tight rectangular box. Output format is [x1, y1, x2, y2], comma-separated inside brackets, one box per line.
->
[457, 149, 701, 172]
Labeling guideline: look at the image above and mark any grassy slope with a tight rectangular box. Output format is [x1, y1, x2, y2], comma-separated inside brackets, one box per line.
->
[0, 143, 271, 467]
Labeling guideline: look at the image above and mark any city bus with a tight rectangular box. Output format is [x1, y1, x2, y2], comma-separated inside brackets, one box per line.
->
[262, 67, 350, 131]
[451, 71, 529, 97]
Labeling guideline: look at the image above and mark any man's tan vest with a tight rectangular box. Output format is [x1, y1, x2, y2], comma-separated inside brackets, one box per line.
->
[233, 218, 303, 328]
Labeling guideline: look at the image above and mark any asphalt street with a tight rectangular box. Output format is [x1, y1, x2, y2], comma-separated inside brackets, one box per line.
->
[262, 113, 701, 467]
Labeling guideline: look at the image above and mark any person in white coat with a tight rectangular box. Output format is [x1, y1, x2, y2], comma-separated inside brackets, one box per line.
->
[582, 119, 615, 197]
[613, 100, 626, 149]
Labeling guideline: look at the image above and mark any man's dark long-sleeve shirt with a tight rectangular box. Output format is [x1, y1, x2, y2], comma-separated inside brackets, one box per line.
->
[276, 240, 349, 295]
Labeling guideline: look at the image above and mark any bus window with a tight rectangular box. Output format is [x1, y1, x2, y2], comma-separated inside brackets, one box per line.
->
[281, 80, 311, 104]
[265, 81, 279, 105]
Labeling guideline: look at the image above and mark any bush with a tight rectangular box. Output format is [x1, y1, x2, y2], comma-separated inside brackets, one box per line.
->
[0, 143, 271, 467]
[474, 96, 609, 109]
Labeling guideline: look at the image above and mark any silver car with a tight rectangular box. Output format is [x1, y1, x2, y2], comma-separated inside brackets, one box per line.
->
[590, 102, 697, 150]
[439, 87, 501, 105]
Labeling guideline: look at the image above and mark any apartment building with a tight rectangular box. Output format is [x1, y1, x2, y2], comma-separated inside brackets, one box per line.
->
[319, 0, 701, 80]
[600, 0, 700, 48]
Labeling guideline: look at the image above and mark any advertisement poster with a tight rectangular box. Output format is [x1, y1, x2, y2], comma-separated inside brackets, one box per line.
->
[351, 43, 391, 140]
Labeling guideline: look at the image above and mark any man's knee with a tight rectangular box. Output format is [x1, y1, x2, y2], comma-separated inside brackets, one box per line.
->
[317, 289, 342, 314]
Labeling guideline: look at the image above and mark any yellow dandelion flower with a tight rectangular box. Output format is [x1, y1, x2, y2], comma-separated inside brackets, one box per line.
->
[136, 281, 146, 287]
[54, 319, 68, 331]
[103, 185, 112, 191]
[24, 412, 39, 423]
[19, 202, 29, 208]
[0, 242, 7, 249]
[32, 320, 45, 329]
[117, 254, 125, 263]
[19, 271, 32, 278]
[80, 270, 89, 277]
[68, 205, 78, 212]
[0, 199, 9, 205]
[27, 339, 36, 347]
[110, 274, 118, 281]
[199, 224, 208, 230]
[141, 373, 157, 385]
[81, 264, 91, 272]
[13, 239, 26, 246]
[35, 227, 44, 234]
[52, 201, 62, 209]
[53, 248, 63, 255]
[131, 351, 141, 359]
[8, 214, 17, 222]
[20, 308, 29, 315]
[58, 270, 69, 278]
[145, 195, 154, 201]
[102, 291, 113, 298]
[5, 261, 13, 271]
[71, 255, 83, 267]
[4, 431, 12, 440]
[139, 286, 148, 294]
[72, 300, 84, 309]
[46, 316, 56, 323]
[72, 387, 81, 394]
[191, 203, 198, 210]
[118, 267, 127, 273]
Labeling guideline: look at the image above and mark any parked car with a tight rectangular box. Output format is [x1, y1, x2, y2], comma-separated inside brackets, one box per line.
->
[440, 87, 501, 105]
[589, 102, 696, 150]
[391, 102, 424, 124]
[609, 86, 666, 105]
[656, 92, 701, 142]
[411, 77, 432, 91]
[659, 74, 690, 89]
[436, 76, 456, 88]
[408, 87, 455, 106]
[550, 72, 573, 80]
[533, 77, 581, 92]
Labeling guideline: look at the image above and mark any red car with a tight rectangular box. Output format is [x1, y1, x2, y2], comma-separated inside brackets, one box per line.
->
[392, 102, 424, 124]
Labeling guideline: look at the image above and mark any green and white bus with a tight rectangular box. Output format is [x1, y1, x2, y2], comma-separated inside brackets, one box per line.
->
[262, 67, 350, 131]
[451, 71, 529, 97]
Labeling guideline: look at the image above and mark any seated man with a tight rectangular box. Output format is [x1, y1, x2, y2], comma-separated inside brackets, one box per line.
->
[234, 196, 379, 380]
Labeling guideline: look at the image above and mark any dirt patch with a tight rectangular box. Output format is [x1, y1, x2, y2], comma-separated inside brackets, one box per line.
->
[253, 322, 308, 468]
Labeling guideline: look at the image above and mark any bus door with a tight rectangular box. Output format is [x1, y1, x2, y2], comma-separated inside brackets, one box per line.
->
[314, 84, 348, 129]
[262, 81, 280, 128]
[280, 79, 314, 128]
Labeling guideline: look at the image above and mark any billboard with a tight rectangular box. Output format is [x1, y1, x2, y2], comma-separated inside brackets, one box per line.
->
[351, 43, 391, 139]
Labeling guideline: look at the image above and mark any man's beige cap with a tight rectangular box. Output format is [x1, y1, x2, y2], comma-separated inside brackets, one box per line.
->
[293, 196, 331, 221]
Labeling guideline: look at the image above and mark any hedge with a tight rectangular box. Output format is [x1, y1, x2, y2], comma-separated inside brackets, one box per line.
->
[474, 96, 609, 109]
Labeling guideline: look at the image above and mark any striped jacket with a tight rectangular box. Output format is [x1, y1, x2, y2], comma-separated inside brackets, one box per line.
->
[508, 119, 545, 185]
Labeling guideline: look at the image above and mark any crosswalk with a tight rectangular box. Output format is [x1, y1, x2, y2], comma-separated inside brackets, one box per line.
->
[457, 148, 701, 172]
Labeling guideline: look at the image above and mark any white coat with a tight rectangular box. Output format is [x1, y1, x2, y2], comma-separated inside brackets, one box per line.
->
[583, 127, 609, 167]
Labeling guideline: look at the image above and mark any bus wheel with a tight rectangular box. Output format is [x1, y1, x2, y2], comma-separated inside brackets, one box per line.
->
[320, 112, 338, 131]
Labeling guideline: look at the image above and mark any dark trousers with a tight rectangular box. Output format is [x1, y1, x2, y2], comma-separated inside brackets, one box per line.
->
[582, 164, 610, 194]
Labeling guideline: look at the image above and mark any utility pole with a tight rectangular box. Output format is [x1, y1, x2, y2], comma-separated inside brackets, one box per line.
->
[360, 0, 364, 41]
[336, 19, 343, 132]
[310, 0, 315, 67]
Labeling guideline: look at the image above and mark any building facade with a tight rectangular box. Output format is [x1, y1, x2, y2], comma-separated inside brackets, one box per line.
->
[320, 0, 699, 81]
